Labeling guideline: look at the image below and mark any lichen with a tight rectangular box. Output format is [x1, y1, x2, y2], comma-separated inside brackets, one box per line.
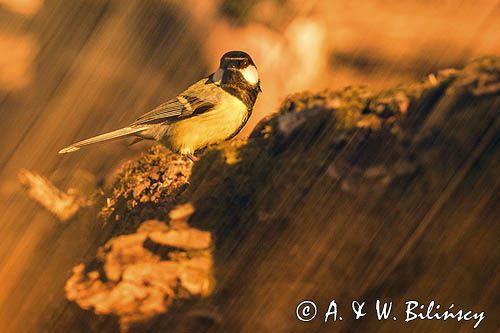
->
[100, 146, 192, 223]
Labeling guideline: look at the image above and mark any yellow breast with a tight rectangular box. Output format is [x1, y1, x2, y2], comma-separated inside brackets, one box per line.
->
[163, 93, 248, 155]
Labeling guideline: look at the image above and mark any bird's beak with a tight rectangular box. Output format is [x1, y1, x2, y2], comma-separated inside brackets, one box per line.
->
[258, 83, 262, 93]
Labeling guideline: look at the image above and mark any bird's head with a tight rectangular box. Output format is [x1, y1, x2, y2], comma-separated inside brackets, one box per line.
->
[212, 51, 261, 93]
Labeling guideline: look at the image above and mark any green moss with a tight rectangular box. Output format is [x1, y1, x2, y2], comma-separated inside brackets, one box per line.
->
[454, 56, 500, 95]
[182, 57, 500, 235]
[102, 56, 499, 236]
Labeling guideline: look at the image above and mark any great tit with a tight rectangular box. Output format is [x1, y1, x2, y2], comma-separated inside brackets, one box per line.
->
[59, 51, 261, 160]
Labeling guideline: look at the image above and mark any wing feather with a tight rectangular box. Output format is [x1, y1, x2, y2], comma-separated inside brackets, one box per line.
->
[130, 79, 218, 126]
[130, 98, 187, 125]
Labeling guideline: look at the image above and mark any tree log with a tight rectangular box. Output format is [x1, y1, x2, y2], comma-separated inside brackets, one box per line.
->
[60, 56, 499, 332]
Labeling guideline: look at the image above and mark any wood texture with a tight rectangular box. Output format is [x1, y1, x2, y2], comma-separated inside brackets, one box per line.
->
[0, 1, 498, 332]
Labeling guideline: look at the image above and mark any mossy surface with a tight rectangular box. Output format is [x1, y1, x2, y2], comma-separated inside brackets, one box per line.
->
[99, 57, 499, 248]
[97, 57, 499, 237]
[72, 56, 499, 332]
[99, 146, 192, 233]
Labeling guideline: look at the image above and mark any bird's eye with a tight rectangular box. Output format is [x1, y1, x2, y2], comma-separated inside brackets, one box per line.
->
[223, 57, 247, 69]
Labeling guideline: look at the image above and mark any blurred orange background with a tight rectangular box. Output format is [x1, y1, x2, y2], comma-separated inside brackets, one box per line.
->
[0, 0, 498, 331]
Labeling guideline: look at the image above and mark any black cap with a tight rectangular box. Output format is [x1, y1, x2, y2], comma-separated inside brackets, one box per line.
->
[220, 51, 256, 69]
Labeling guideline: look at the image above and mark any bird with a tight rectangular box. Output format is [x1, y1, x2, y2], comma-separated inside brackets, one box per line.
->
[58, 50, 261, 161]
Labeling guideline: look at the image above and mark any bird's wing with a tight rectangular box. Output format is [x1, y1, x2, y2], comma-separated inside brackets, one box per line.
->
[130, 79, 219, 126]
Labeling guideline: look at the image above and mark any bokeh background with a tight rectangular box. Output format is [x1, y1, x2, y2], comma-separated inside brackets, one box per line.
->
[0, 0, 498, 332]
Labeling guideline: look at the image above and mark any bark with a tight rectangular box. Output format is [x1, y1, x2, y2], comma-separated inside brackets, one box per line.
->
[61, 56, 499, 332]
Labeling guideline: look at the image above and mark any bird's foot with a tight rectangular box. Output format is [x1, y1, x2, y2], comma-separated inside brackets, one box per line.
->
[186, 153, 199, 163]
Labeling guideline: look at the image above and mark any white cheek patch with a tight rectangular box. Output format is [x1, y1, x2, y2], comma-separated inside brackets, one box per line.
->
[213, 68, 224, 84]
[240, 65, 259, 85]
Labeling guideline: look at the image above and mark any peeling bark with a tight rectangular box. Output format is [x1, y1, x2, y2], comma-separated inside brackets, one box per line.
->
[65, 214, 214, 331]
[18, 169, 91, 222]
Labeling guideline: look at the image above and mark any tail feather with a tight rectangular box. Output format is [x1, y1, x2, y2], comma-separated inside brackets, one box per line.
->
[58, 126, 150, 154]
